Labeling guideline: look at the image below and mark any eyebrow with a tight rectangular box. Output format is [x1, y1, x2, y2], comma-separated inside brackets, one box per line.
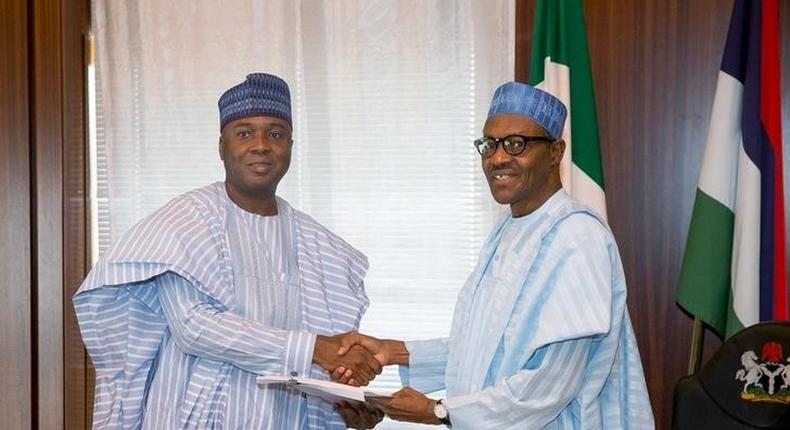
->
[232, 122, 290, 130]
[484, 133, 551, 139]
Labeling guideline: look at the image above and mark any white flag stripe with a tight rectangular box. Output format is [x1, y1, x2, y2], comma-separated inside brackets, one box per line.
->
[572, 164, 607, 221]
[535, 59, 573, 190]
[697, 71, 743, 211]
[731, 142, 761, 328]
[693, 69, 761, 330]
[536, 58, 608, 221]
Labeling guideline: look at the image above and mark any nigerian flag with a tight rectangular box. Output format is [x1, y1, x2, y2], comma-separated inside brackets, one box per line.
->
[528, 0, 606, 219]
[677, 0, 788, 340]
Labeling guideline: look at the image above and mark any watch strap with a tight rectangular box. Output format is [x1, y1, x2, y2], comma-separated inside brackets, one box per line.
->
[436, 399, 452, 427]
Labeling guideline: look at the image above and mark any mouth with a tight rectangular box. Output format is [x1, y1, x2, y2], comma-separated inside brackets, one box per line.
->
[489, 171, 518, 184]
[247, 161, 273, 174]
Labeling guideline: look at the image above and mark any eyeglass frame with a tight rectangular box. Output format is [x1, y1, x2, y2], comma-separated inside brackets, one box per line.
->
[473, 134, 555, 157]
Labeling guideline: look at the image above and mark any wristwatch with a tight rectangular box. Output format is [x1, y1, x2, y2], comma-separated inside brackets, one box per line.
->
[434, 399, 452, 426]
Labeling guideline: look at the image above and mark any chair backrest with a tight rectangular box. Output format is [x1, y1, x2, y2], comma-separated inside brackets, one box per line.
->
[672, 321, 790, 429]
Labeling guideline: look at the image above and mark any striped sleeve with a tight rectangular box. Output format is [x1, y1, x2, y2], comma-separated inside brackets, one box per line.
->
[444, 338, 592, 429]
[158, 271, 316, 376]
[398, 338, 449, 393]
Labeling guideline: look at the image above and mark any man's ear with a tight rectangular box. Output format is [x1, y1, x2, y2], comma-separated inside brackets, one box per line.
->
[218, 135, 225, 161]
[549, 139, 566, 166]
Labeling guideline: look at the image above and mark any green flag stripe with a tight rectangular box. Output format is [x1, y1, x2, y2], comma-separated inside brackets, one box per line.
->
[677, 189, 739, 338]
[725, 293, 745, 339]
[528, 0, 605, 190]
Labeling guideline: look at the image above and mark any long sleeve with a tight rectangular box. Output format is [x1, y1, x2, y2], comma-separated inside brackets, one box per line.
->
[158, 271, 316, 376]
[444, 337, 592, 429]
[398, 338, 449, 393]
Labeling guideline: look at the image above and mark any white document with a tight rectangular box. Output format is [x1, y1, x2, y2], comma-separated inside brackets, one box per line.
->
[256, 375, 393, 404]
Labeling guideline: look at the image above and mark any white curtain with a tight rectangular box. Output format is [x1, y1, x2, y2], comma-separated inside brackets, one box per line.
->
[91, 1, 513, 428]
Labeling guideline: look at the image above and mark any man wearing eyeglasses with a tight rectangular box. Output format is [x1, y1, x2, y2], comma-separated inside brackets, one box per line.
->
[337, 82, 654, 429]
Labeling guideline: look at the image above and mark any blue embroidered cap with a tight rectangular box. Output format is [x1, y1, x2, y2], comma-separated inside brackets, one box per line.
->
[487, 82, 567, 140]
[218, 73, 292, 130]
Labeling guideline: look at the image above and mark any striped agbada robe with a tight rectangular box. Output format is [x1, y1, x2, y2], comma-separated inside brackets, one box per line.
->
[400, 191, 654, 429]
[74, 182, 369, 429]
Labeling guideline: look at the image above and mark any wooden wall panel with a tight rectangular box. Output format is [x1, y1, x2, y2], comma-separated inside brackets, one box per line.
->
[61, 0, 92, 428]
[0, 0, 32, 429]
[1, 0, 90, 427]
[516, 0, 789, 428]
[31, 0, 91, 426]
[31, 0, 65, 427]
[514, 0, 534, 86]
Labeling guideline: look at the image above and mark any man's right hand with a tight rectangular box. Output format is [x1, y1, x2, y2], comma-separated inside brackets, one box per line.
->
[329, 332, 410, 385]
[313, 333, 382, 386]
[337, 332, 409, 367]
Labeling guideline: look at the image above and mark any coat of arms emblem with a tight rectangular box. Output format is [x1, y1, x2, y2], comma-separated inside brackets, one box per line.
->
[735, 341, 790, 404]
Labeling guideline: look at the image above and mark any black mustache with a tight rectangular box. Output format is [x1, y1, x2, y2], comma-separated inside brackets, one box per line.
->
[487, 161, 516, 171]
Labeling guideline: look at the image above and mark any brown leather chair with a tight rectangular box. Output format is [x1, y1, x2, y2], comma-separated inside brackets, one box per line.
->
[672, 321, 790, 429]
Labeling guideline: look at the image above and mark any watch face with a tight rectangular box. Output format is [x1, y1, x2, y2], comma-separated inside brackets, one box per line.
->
[434, 402, 448, 419]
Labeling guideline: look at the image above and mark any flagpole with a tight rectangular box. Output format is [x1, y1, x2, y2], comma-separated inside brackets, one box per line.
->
[687, 317, 704, 375]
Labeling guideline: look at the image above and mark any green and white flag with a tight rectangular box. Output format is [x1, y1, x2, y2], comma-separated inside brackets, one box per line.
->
[528, 0, 606, 219]
[677, 0, 788, 340]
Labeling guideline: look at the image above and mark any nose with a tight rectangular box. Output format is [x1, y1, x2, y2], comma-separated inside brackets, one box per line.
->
[487, 143, 512, 167]
[250, 130, 271, 153]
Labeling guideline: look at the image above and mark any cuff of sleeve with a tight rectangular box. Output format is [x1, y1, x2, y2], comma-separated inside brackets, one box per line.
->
[441, 396, 467, 428]
[403, 339, 448, 393]
[398, 364, 410, 386]
[442, 390, 511, 430]
[283, 331, 317, 377]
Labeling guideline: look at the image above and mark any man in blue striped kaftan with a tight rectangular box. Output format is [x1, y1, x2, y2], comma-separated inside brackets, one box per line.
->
[74, 73, 384, 429]
[338, 82, 655, 429]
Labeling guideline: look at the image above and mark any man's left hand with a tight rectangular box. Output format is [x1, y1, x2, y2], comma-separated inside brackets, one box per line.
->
[335, 401, 384, 429]
[377, 386, 441, 425]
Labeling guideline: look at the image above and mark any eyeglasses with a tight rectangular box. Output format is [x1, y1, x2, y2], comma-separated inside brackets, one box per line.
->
[474, 135, 554, 158]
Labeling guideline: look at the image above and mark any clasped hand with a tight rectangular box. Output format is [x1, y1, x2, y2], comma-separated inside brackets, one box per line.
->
[316, 333, 440, 426]
[313, 333, 383, 386]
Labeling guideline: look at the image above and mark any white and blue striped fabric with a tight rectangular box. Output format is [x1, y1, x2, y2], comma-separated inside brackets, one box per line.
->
[74, 182, 369, 429]
[401, 190, 654, 429]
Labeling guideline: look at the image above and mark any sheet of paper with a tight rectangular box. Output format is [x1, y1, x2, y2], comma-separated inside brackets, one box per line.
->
[256, 375, 393, 404]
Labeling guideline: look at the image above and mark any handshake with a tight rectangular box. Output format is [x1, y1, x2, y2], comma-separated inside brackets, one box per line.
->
[312, 332, 444, 428]
[312, 331, 407, 387]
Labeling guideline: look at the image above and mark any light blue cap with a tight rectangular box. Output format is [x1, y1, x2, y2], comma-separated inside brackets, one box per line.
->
[487, 82, 567, 140]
